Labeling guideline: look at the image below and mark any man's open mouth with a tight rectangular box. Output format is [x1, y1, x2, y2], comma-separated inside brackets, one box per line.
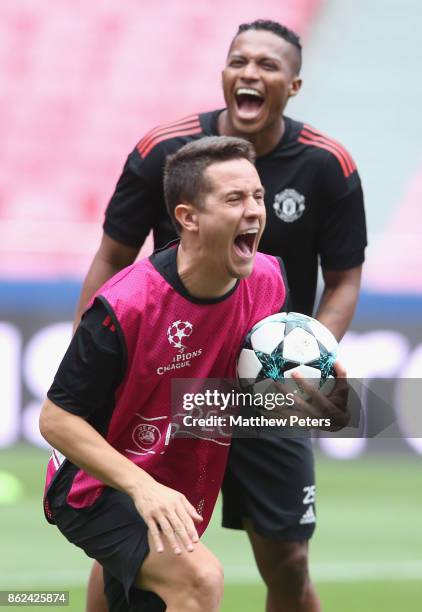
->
[234, 88, 265, 119]
[233, 229, 259, 258]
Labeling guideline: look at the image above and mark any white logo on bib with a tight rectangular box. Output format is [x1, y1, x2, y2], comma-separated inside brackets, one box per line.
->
[167, 320, 193, 353]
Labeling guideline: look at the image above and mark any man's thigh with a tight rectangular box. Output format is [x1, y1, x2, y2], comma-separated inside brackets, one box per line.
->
[222, 435, 316, 540]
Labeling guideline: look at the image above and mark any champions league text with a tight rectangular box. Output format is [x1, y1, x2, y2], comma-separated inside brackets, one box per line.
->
[156, 349, 203, 375]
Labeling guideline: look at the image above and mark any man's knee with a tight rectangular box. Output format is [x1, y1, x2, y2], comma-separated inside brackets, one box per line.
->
[138, 545, 224, 611]
[160, 557, 224, 612]
[187, 559, 224, 609]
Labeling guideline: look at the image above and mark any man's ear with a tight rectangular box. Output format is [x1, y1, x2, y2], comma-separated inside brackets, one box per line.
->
[288, 77, 302, 98]
[175, 203, 199, 233]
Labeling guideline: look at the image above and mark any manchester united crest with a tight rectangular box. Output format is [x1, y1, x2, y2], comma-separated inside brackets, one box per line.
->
[273, 189, 306, 223]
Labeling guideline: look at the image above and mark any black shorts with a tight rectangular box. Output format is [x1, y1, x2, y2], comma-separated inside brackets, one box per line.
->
[222, 435, 316, 540]
[51, 488, 165, 612]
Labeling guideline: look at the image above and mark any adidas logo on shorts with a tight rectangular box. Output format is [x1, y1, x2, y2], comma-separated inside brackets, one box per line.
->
[299, 505, 316, 525]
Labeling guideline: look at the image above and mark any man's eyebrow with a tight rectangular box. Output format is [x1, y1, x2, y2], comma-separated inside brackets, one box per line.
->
[226, 53, 246, 62]
[224, 189, 244, 196]
[223, 187, 266, 196]
[228, 51, 282, 63]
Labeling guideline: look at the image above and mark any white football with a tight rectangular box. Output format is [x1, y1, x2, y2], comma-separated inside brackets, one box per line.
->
[237, 312, 338, 395]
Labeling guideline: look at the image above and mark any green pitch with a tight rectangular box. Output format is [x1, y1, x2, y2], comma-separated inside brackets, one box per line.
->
[1, 443, 422, 611]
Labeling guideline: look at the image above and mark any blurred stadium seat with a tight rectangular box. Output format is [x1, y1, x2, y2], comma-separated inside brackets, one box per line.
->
[363, 161, 422, 293]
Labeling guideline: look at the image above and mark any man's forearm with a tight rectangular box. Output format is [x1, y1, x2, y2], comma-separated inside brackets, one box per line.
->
[39, 398, 203, 553]
[74, 234, 140, 329]
[316, 266, 363, 341]
[39, 399, 153, 497]
[74, 254, 122, 329]
[316, 286, 356, 341]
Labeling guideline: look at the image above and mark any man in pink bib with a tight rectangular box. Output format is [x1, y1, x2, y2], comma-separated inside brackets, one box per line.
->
[40, 136, 290, 611]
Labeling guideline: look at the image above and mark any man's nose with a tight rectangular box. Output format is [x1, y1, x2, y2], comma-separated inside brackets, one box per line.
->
[240, 61, 259, 80]
[244, 197, 264, 217]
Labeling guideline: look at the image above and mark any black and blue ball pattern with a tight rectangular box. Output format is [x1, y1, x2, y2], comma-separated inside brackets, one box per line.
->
[237, 312, 338, 393]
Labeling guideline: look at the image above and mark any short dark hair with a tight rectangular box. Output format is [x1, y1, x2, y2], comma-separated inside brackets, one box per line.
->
[235, 19, 302, 74]
[164, 136, 256, 234]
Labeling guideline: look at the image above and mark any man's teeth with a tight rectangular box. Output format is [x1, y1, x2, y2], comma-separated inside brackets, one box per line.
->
[236, 88, 263, 98]
[239, 229, 258, 235]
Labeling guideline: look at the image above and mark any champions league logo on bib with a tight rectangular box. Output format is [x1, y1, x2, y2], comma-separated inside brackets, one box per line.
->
[157, 320, 203, 375]
[167, 320, 193, 353]
[273, 188, 306, 223]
